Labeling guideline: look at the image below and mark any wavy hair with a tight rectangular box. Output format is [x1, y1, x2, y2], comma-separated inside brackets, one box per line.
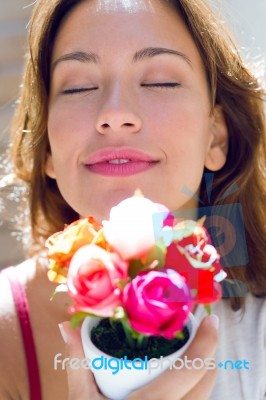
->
[10, 0, 266, 309]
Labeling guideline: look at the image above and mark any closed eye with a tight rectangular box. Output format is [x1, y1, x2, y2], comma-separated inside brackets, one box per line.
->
[61, 87, 98, 95]
[141, 82, 181, 88]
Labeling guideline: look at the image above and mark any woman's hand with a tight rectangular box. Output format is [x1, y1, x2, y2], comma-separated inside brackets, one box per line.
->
[128, 315, 219, 400]
[59, 322, 108, 400]
[60, 314, 219, 400]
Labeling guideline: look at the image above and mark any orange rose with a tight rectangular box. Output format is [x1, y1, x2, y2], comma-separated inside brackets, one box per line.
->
[47, 260, 69, 284]
[46, 217, 102, 282]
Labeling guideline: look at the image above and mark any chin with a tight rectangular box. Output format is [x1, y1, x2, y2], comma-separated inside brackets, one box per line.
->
[77, 185, 169, 223]
[78, 190, 135, 223]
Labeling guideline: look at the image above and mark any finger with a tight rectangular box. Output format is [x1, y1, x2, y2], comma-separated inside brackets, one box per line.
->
[127, 314, 219, 400]
[181, 367, 217, 400]
[59, 321, 107, 400]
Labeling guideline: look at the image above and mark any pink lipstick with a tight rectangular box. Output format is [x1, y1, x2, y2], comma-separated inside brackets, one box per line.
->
[85, 148, 159, 177]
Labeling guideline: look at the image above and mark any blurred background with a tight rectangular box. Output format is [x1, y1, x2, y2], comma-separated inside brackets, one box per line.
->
[0, 0, 265, 269]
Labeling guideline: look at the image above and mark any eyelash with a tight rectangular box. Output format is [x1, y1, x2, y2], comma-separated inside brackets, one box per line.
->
[142, 82, 180, 88]
[61, 82, 180, 95]
[61, 87, 98, 95]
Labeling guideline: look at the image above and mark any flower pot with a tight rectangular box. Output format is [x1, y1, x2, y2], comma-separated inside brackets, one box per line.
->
[81, 314, 197, 400]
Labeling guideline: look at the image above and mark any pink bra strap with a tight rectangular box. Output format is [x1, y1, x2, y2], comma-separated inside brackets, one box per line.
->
[2, 267, 42, 400]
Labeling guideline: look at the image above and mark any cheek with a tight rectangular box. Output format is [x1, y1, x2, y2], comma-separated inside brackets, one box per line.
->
[47, 102, 92, 158]
[145, 96, 211, 199]
[150, 99, 211, 157]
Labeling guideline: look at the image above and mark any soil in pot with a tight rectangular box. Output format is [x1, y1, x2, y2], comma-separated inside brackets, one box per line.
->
[90, 318, 190, 360]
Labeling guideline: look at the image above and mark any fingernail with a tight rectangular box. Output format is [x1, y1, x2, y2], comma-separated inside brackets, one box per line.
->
[58, 322, 68, 343]
[207, 314, 219, 330]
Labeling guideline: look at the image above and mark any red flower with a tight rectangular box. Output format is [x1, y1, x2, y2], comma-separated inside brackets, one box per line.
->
[165, 221, 224, 304]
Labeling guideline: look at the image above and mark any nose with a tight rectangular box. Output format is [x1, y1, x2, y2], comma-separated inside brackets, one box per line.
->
[95, 86, 142, 135]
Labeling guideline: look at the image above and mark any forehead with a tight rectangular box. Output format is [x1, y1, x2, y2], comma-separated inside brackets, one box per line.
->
[51, 0, 206, 78]
[56, 0, 180, 34]
[88, 0, 158, 13]
[53, 0, 193, 52]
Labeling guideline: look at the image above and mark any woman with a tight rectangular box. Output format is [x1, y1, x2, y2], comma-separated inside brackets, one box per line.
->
[0, 0, 265, 399]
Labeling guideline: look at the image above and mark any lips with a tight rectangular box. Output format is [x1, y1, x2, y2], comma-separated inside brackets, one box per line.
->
[85, 147, 159, 177]
[86, 147, 157, 164]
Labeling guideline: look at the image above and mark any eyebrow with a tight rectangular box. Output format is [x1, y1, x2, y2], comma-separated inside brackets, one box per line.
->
[132, 47, 192, 67]
[51, 51, 100, 72]
[51, 47, 192, 72]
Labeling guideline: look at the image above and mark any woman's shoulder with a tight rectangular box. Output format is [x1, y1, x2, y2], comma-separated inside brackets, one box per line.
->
[0, 258, 69, 400]
[0, 259, 37, 322]
[0, 258, 37, 283]
[211, 293, 266, 360]
[0, 259, 36, 399]
[210, 295, 266, 400]
[0, 259, 38, 334]
[219, 293, 266, 325]
[195, 292, 266, 337]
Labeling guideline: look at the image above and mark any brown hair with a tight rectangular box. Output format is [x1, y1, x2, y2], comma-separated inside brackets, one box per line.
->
[10, 0, 266, 309]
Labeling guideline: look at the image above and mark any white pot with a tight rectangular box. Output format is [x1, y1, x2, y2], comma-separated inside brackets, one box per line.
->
[81, 314, 197, 400]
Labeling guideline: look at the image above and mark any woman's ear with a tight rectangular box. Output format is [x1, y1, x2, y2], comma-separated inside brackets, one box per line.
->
[45, 153, 56, 179]
[204, 105, 228, 171]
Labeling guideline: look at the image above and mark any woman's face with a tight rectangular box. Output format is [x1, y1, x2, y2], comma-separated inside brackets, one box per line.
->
[46, 0, 227, 222]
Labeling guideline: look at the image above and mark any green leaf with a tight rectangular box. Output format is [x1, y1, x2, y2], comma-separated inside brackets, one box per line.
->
[128, 258, 146, 278]
[70, 312, 95, 329]
[115, 279, 130, 291]
[204, 304, 212, 315]
[174, 331, 185, 340]
[113, 306, 126, 320]
[50, 283, 68, 301]
[144, 240, 167, 270]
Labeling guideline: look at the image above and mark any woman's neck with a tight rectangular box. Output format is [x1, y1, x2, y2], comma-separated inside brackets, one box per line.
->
[29, 255, 71, 322]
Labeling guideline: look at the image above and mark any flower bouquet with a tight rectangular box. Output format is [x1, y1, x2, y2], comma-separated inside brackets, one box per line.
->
[46, 192, 226, 400]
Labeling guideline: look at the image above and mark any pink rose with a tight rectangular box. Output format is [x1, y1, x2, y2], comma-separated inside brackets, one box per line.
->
[123, 270, 193, 339]
[103, 196, 170, 260]
[67, 245, 128, 317]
